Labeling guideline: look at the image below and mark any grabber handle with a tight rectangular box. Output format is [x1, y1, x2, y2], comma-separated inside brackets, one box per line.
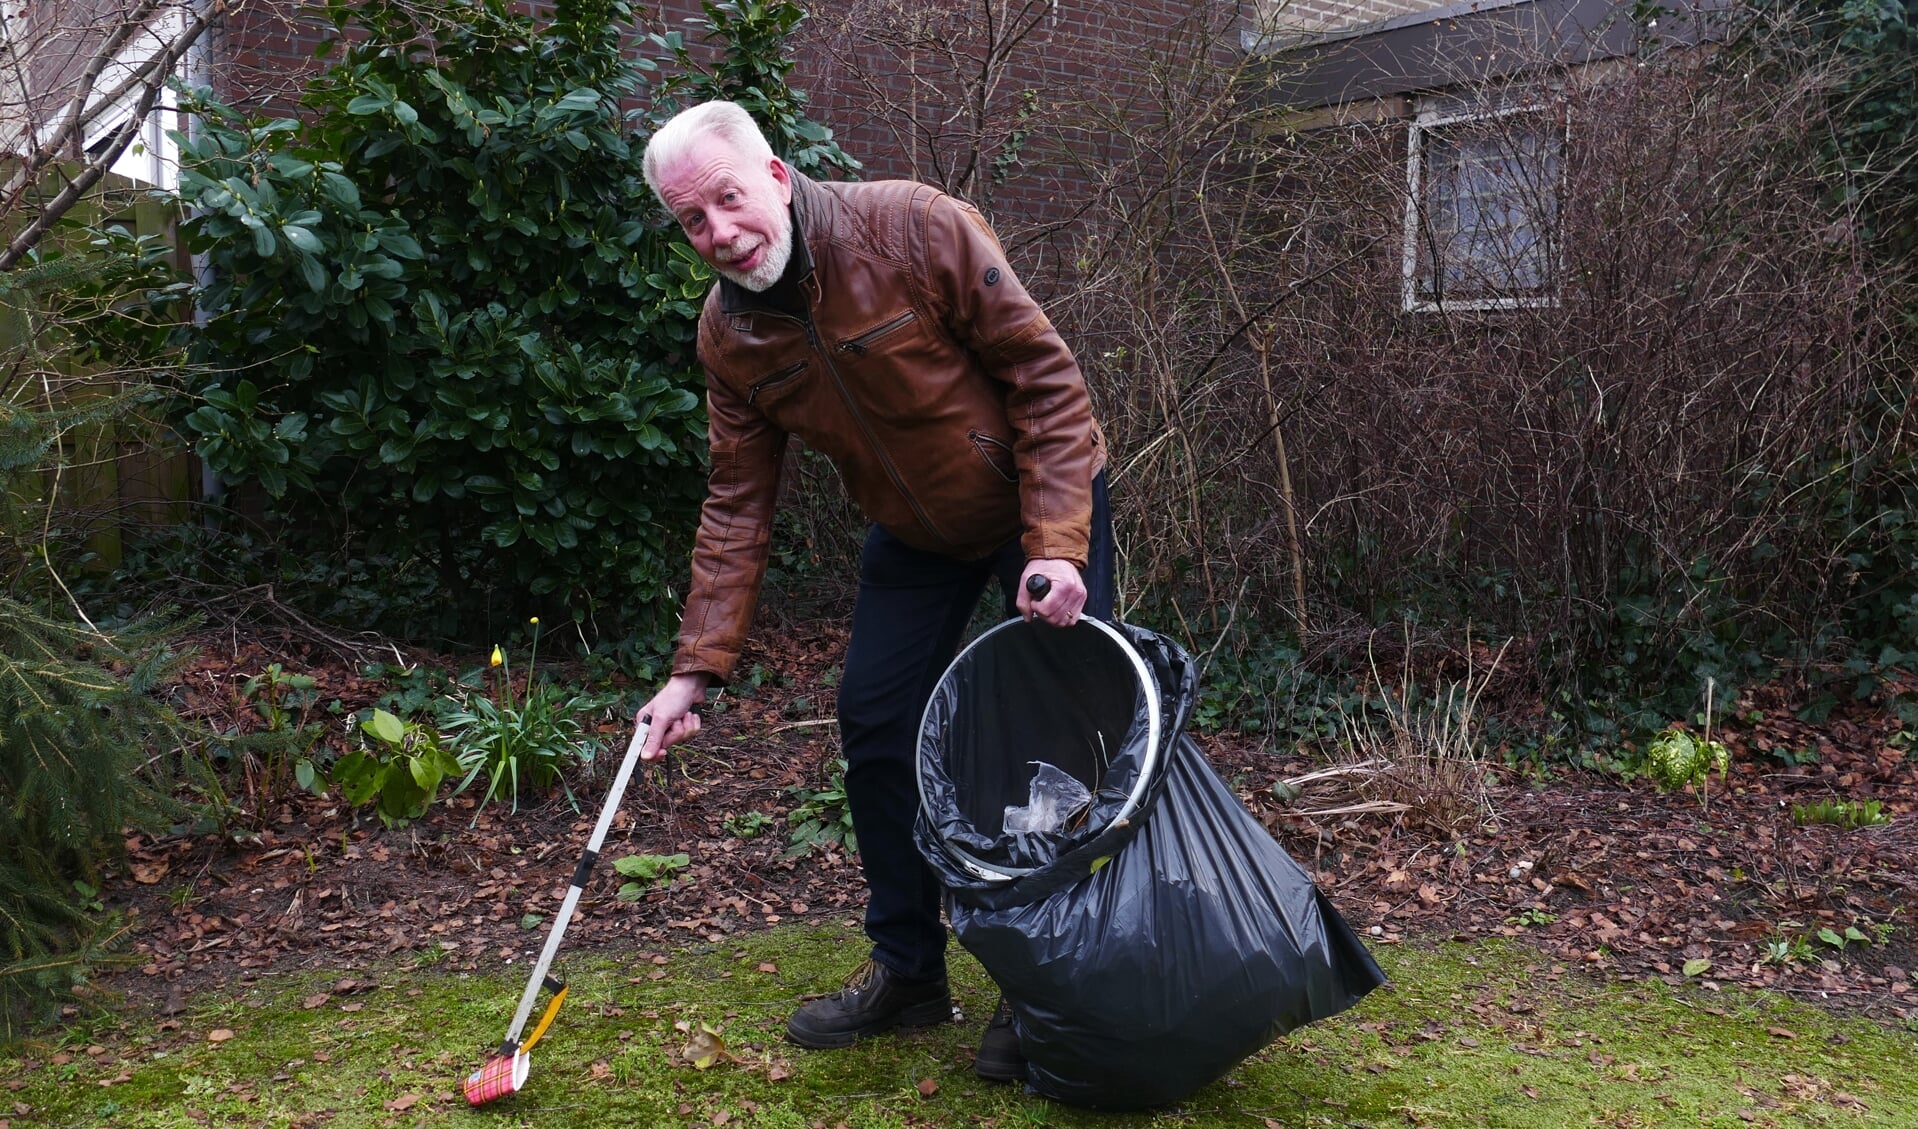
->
[498, 717, 651, 1055]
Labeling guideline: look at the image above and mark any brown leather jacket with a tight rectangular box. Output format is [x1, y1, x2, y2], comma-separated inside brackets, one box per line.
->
[671, 173, 1106, 682]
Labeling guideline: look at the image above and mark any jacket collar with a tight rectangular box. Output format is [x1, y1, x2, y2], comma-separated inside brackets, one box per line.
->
[715, 169, 819, 316]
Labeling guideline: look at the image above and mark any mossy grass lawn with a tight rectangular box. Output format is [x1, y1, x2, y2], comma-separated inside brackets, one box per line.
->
[9, 924, 1914, 1128]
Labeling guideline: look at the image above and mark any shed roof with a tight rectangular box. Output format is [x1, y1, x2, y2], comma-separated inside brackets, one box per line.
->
[1253, 0, 1463, 45]
[1250, 0, 1735, 110]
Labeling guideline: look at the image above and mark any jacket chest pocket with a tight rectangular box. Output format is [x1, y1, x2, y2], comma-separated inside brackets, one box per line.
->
[829, 310, 963, 426]
[747, 360, 809, 407]
[835, 310, 919, 356]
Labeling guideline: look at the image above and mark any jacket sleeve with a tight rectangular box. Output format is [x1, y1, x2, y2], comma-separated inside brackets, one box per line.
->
[919, 190, 1102, 567]
[671, 326, 788, 684]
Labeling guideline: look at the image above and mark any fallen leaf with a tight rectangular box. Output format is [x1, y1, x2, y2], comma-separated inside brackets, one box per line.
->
[681, 1023, 731, 1070]
[1683, 958, 1712, 978]
[130, 860, 169, 884]
[382, 1094, 419, 1112]
[1767, 1026, 1797, 1040]
[916, 1078, 939, 1098]
[767, 1064, 790, 1082]
[302, 994, 330, 1010]
[207, 1029, 235, 1043]
[755, 962, 778, 974]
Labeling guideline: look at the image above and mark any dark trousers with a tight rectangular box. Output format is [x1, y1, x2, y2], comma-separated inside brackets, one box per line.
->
[836, 473, 1114, 981]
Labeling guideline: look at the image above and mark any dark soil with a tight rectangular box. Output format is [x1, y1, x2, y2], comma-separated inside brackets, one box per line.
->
[100, 616, 1918, 1027]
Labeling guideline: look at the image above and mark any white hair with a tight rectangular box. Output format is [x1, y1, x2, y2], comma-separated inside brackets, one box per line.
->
[642, 101, 778, 209]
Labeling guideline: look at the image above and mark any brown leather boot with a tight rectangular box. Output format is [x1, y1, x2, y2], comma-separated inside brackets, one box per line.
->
[785, 959, 952, 1049]
[972, 995, 1026, 1083]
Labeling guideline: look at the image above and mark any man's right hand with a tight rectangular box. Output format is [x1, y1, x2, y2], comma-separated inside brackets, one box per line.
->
[637, 672, 711, 761]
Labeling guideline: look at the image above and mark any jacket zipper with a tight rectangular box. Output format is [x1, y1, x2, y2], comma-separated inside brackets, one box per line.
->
[747, 361, 808, 406]
[767, 312, 952, 550]
[836, 310, 917, 355]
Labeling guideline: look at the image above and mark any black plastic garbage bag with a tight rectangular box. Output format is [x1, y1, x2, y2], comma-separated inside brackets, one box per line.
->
[914, 618, 1386, 1110]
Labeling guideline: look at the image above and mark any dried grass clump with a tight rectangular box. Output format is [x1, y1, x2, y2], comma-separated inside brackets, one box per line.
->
[1287, 634, 1507, 839]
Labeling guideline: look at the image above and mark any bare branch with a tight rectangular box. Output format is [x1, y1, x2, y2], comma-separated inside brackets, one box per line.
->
[1, 0, 227, 269]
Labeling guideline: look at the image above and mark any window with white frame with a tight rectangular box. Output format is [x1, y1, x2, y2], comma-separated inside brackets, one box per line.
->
[1402, 98, 1564, 312]
[79, 5, 185, 190]
[81, 78, 179, 190]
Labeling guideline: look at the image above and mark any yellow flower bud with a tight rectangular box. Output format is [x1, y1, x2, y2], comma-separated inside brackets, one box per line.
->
[490, 645, 504, 668]
[529, 616, 539, 625]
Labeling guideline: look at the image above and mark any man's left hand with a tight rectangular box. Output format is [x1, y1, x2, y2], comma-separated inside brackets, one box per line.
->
[1019, 559, 1087, 626]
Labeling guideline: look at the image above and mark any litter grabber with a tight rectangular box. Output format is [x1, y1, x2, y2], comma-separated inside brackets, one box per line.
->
[464, 716, 653, 1106]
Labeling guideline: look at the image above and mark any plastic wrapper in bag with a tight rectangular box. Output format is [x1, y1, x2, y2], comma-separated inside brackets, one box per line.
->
[914, 619, 1385, 1109]
[1002, 762, 1092, 835]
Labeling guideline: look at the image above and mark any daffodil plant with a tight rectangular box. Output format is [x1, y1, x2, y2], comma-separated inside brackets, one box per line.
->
[442, 617, 607, 822]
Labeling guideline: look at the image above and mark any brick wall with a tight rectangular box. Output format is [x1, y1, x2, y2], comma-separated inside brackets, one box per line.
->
[793, 1, 1243, 194]
[205, 0, 331, 115]
[200, 0, 1249, 303]
[789, 0, 1246, 289]
[203, 1, 1239, 201]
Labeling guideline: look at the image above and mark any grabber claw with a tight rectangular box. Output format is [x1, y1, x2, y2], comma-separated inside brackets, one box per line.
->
[462, 721, 650, 1105]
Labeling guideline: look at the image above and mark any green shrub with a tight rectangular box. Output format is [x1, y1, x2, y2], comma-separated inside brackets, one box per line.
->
[1790, 798, 1891, 829]
[233, 662, 328, 802]
[613, 852, 690, 900]
[169, 0, 853, 650]
[1642, 726, 1730, 805]
[333, 708, 462, 829]
[784, 759, 855, 858]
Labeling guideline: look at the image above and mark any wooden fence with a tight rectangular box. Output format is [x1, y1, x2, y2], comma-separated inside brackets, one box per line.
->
[8, 171, 198, 571]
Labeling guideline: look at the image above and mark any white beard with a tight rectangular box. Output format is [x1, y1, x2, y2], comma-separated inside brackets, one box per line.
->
[716, 209, 795, 292]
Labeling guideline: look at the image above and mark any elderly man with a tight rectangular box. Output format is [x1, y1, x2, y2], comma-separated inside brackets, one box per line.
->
[634, 100, 1113, 1080]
